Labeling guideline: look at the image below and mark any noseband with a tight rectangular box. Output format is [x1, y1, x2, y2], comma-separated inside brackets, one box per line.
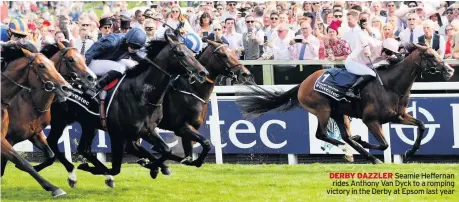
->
[211, 44, 242, 79]
[413, 51, 442, 79]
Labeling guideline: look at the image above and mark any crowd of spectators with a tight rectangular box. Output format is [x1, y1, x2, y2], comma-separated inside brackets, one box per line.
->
[2, 1, 459, 84]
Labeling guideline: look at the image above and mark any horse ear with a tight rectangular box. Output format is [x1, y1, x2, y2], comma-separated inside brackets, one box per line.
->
[21, 48, 33, 58]
[414, 43, 428, 52]
[166, 34, 177, 44]
[57, 41, 66, 50]
[207, 39, 218, 47]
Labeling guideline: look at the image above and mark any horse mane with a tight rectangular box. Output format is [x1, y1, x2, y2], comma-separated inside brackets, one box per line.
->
[40, 41, 71, 58]
[145, 40, 168, 58]
[1, 41, 39, 63]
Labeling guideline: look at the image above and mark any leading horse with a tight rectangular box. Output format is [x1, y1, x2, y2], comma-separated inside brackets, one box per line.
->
[237, 43, 455, 164]
[1, 42, 72, 197]
[2, 41, 96, 178]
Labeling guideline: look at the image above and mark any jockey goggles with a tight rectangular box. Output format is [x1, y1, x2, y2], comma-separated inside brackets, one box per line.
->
[382, 48, 395, 56]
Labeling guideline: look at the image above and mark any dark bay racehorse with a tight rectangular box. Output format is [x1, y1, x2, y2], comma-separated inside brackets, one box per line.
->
[34, 32, 208, 188]
[237, 43, 455, 164]
[131, 39, 253, 170]
[1, 43, 72, 197]
[2, 41, 96, 177]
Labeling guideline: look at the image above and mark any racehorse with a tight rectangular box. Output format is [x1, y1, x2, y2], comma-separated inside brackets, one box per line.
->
[1, 43, 72, 197]
[33, 31, 208, 188]
[131, 39, 254, 169]
[2, 41, 96, 177]
[236, 43, 455, 164]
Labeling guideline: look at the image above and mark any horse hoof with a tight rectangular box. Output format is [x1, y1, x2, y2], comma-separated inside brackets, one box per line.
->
[161, 167, 172, 176]
[67, 178, 77, 188]
[351, 135, 361, 142]
[137, 159, 148, 167]
[191, 160, 203, 168]
[180, 156, 193, 165]
[52, 188, 67, 198]
[77, 163, 90, 171]
[373, 159, 383, 164]
[344, 155, 354, 163]
[105, 176, 115, 188]
[150, 168, 159, 179]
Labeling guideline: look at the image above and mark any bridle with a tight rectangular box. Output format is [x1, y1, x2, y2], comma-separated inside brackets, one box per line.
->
[206, 43, 243, 80]
[55, 47, 79, 83]
[1, 54, 57, 107]
[170, 43, 205, 84]
[412, 50, 442, 79]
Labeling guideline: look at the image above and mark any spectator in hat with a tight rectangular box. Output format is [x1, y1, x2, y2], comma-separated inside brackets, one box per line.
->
[324, 20, 351, 61]
[99, 17, 113, 39]
[220, 1, 238, 22]
[120, 16, 131, 34]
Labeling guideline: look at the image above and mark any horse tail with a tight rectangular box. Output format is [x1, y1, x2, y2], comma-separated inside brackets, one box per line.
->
[236, 84, 300, 119]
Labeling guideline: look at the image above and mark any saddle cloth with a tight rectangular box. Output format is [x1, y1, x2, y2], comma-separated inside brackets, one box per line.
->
[313, 68, 360, 102]
[67, 75, 126, 120]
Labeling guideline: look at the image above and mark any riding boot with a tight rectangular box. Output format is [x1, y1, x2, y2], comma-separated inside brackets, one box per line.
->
[86, 70, 123, 98]
[345, 75, 374, 98]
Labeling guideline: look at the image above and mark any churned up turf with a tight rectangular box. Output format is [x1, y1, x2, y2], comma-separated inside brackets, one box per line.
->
[1, 163, 458, 202]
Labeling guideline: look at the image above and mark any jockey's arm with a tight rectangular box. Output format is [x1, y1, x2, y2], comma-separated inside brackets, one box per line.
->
[84, 38, 114, 65]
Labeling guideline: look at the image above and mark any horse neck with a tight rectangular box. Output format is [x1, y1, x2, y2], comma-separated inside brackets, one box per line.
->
[384, 51, 421, 96]
[50, 52, 66, 76]
[192, 48, 216, 101]
[1, 58, 31, 105]
[29, 89, 55, 113]
[141, 54, 174, 103]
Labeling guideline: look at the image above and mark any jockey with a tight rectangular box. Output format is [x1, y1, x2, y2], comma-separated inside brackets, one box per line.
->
[345, 37, 403, 98]
[85, 28, 147, 97]
[6, 18, 28, 42]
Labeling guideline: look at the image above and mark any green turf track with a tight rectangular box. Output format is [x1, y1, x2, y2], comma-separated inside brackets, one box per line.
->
[1, 163, 458, 202]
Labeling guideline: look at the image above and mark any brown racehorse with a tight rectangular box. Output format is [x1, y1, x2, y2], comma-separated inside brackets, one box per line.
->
[1, 47, 72, 197]
[2, 42, 96, 178]
[237, 43, 455, 164]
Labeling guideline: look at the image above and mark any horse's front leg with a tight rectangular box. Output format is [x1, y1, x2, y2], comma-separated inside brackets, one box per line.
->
[1, 135, 67, 197]
[392, 113, 425, 159]
[30, 131, 56, 173]
[176, 124, 211, 168]
[126, 136, 172, 177]
[75, 124, 113, 188]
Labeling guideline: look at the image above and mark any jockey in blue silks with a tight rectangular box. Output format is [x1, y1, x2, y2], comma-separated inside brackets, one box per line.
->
[85, 28, 147, 97]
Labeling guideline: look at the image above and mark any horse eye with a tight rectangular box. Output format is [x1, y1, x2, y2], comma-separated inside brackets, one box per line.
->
[39, 64, 46, 68]
[176, 51, 185, 57]
[67, 57, 75, 62]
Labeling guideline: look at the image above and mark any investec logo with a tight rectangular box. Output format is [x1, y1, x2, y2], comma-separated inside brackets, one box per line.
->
[391, 101, 439, 145]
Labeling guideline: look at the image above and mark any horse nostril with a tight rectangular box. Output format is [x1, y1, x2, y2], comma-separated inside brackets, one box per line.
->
[61, 85, 72, 92]
[199, 70, 209, 77]
[87, 75, 96, 82]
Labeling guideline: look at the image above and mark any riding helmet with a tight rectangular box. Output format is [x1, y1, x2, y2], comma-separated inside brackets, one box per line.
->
[125, 27, 147, 48]
[8, 18, 28, 36]
[183, 32, 202, 53]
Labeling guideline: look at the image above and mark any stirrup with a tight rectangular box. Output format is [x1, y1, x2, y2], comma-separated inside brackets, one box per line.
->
[345, 89, 360, 99]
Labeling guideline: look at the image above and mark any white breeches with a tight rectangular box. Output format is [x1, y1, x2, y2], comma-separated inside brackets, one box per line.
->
[344, 58, 376, 77]
[88, 59, 138, 76]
